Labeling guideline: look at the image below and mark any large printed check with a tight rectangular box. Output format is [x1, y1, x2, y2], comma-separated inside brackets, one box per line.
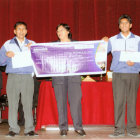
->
[30, 41, 107, 77]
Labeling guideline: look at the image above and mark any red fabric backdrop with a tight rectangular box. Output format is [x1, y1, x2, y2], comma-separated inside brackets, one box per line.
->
[0, 0, 140, 93]
[0, 0, 140, 43]
[35, 81, 140, 130]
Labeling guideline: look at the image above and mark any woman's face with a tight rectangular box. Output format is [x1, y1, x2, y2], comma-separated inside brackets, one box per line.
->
[56, 25, 69, 41]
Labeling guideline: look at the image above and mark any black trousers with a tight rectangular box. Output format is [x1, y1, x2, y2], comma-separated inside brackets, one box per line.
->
[52, 76, 83, 130]
[0, 71, 2, 95]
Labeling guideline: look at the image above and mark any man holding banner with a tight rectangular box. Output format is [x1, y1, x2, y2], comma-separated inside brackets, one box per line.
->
[108, 14, 140, 138]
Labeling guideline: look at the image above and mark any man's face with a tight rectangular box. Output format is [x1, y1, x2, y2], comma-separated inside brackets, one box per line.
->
[14, 24, 27, 40]
[119, 18, 132, 33]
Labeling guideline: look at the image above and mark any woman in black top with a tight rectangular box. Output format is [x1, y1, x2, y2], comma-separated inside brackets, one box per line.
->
[52, 23, 86, 136]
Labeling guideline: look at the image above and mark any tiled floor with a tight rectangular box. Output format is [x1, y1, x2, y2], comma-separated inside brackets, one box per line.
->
[0, 123, 140, 140]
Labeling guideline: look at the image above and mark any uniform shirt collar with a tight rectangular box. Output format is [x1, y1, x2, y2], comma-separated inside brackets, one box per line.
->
[16, 37, 25, 47]
[117, 32, 135, 39]
[10, 36, 30, 44]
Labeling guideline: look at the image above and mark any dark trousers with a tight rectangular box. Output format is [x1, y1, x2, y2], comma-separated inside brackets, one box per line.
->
[18, 95, 25, 125]
[52, 76, 83, 130]
[0, 66, 6, 95]
[112, 73, 139, 133]
[0, 71, 2, 95]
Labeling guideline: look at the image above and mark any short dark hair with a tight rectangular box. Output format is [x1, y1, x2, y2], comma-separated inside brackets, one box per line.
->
[118, 14, 132, 25]
[56, 23, 72, 39]
[14, 21, 27, 29]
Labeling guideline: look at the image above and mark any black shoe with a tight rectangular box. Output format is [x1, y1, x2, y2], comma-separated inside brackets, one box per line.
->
[75, 129, 86, 136]
[6, 131, 18, 137]
[60, 130, 67, 136]
[24, 131, 38, 136]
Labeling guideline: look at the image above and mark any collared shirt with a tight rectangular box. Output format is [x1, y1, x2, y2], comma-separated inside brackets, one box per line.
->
[0, 37, 35, 74]
[120, 32, 131, 39]
[16, 37, 25, 50]
[107, 32, 140, 73]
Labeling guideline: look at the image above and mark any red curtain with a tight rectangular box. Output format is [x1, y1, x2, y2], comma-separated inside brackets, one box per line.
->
[0, 0, 140, 44]
[0, 0, 140, 93]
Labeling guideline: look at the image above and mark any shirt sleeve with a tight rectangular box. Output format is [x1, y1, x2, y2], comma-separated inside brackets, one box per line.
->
[133, 40, 140, 71]
[107, 40, 112, 54]
[138, 40, 140, 52]
[0, 45, 8, 66]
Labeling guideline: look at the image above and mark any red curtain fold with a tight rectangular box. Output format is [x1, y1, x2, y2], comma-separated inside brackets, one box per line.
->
[0, 0, 139, 44]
